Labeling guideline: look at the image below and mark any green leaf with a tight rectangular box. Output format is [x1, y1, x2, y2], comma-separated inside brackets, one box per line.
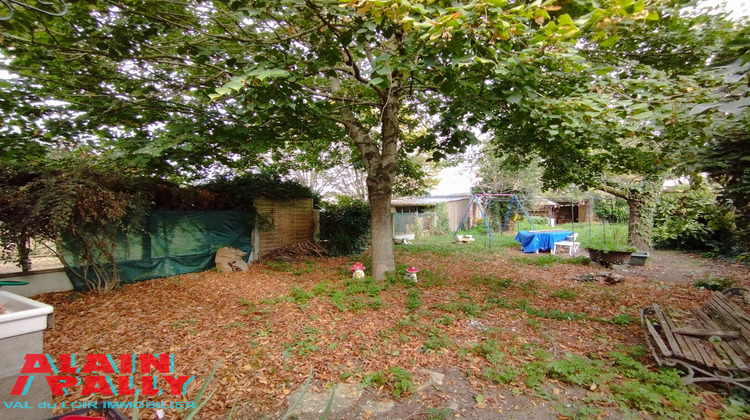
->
[507, 93, 523, 104]
[283, 368, 313, 420]
[487, 0, 507, 7]
[557, 14, 576, 28]
[688, 103, 720, 116]
[184, 361, 222, 420]
[717, 102, 749, 114]
[224, 80, 244, 91]
[599, 35, 621, 48]
[375, 65, 392, 75]
[247, 68, 290, 80]
[630, 111, 653, 120]
[216, 86, 232, 95]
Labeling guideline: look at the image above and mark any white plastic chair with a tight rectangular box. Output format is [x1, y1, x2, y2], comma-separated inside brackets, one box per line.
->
[552, 233, 580, 256]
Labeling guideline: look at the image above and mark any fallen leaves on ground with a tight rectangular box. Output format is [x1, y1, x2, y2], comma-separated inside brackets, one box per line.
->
[34, 247, 750, 419]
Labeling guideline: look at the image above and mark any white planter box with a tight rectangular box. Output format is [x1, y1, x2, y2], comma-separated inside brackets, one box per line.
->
[0, 291, 53, 339]
[394, 233, 416, 240]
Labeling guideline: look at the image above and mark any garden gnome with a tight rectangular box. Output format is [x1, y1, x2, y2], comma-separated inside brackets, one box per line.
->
[350, 262, 366, 279]
[405, 266, 419, 283]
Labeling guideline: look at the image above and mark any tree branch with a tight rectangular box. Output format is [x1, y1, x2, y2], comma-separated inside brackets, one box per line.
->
[598, 182, 628, 200]
[304, 0, 381, 93]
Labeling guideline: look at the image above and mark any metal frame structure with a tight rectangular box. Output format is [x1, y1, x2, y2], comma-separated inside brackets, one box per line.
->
[453, 194, 536, 240]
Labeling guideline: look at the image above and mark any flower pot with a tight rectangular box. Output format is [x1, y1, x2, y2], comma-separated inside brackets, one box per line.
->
[0, 291, 55, 420]
[587, 248, 633, 267]
[629, 251, 649, 266]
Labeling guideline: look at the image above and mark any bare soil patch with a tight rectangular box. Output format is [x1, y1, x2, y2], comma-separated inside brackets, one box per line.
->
[31, 245, 750, 419]
[629, 250, 749, 285]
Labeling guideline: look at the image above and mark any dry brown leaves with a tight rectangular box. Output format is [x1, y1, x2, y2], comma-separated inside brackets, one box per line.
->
[33, 248, 750, 419]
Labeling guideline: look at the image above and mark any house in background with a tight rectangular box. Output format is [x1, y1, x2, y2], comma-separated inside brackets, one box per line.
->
[391, 196, 472, 236]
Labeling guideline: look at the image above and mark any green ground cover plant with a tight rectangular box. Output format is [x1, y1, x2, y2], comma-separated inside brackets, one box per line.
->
[477, 344, 707, 420]
[693, 274, 737, 291]
[512, 255, 590, 267]
[363, 366, 415, 398]
[551, 288, 578, 300]
[34, 226, 750, 419]
[311, 276, 388, 312]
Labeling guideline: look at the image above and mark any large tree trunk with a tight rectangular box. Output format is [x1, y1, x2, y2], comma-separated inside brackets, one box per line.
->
[368, 189, 395, 279]
[338, 87, 399, 280]
[16, 239, 31, 272]
[625, 177, 662, 251]
[601, 175, 663, 252]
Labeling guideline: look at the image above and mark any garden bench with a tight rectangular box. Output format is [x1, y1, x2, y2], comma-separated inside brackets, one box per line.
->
[641, 288, 750, 390]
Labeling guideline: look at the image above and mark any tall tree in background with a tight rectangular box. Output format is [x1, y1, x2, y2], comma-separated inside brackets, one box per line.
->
[2, 1, 666, 278]
[685, 26, 750, 247]
[474, 147, 544, 196]
[474, 1, 737, 250]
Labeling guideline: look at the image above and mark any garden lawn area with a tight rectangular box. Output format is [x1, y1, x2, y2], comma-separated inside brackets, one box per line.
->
[37, 235, 750, 419]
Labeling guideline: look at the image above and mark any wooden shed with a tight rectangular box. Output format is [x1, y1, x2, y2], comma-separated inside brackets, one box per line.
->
[252, 198, 316, 259]
[391, 196, 472, 235]
[555, 199, 595, 224]
[526, 198, 559, 225]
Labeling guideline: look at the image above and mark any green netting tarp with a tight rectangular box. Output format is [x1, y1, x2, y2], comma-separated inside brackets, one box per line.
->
[63, 211, 252, 290]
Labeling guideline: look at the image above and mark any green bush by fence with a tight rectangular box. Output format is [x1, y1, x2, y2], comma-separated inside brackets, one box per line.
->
[319, 197, 370, 256]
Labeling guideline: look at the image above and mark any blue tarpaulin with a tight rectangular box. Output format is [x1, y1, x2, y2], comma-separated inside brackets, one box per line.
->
[514, 230, 573, 253]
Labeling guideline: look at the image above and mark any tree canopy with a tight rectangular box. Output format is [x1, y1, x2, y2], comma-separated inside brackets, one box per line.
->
[473, 2, 740, 249]
[1, 0, 723, 276]
[684, 26, 750, 246]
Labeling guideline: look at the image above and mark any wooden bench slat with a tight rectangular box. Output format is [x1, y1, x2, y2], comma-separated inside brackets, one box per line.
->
[653, 304, 683, 357]
[693, 308, 722, 331]
[718, 340, 748, 371]
[688, 316, 727, 369]
[672, 328, 740, 338]
[678, 309, 719, 367]
[715, 292, 750, 324]
[707, 295, 750, 358]
[692, 308, 749, 371]
[706, 295, 746, 331]
[645, 316, 673, 358]
[708, 294, 750, 333]
[659, 305, 702, 362]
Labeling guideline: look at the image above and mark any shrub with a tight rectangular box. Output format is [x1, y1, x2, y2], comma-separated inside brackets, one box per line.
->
[594, 197, 629, 224]
[0, 159, 150, 290]
[652, 185, 738, 255]
[528, 216, 551, 227]
[319, 197, 370, 256]
[692, 275, 736, 291]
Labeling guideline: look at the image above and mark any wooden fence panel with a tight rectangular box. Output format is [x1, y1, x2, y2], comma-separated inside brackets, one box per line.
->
[255, 198, 315, 257]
